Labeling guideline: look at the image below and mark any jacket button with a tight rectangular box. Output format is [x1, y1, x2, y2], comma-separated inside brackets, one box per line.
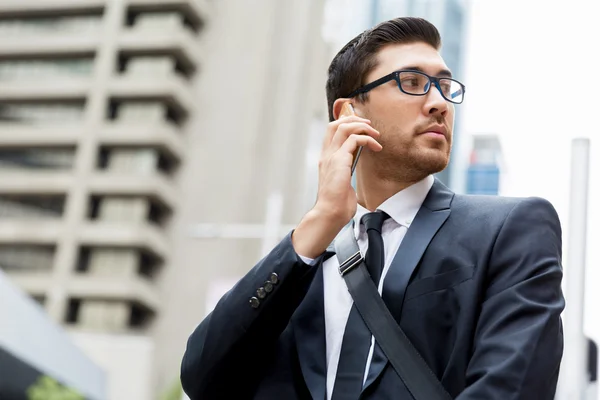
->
[270, 273, 279, 285]
[264, 281, 273, 293]
[249, 297, 260, 308]
[257, 287, 266, 299]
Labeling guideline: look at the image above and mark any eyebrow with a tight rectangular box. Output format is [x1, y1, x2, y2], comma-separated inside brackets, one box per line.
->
[401, 66, 453, 78]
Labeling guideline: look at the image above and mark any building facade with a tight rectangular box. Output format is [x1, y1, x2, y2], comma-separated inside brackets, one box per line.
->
[465, 133, 502, 195]
[0, 0, 332, 399]
[0, 0, 208, 399]
[156, 0, 332, 396]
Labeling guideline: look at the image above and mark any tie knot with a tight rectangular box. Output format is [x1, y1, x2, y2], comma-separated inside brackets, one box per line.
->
[361, 211, 389, 233]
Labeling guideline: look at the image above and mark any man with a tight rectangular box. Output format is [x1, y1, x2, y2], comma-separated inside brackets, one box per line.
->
[181, 17, 564, 399]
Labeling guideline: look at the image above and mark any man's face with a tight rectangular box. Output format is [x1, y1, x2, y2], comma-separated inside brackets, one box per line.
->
[359, 42, 455, 182]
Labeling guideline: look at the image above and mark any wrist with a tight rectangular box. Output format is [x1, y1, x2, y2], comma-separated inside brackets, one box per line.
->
[292, 208, 348, 259]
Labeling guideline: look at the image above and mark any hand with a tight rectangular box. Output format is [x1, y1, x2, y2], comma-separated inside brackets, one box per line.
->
[315, 115, 382, 223]
[292, 115, 382, 258]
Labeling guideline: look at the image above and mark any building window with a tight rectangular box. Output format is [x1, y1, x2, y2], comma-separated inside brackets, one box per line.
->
[97, 146, 178, 175]
[0, 102, 85, 124]
[107, 99, 185, 126]
[125, 10, 201, 34]
[88, 195, 171, 226]
[0, 244, 55, 273]
[129, 303, 153, 329]
[65, 298, 82, 324]
[0, 58, 94, 81]
[0, 195, 65, 219]
[0, 15, 102, 36]
[117, 54, 193, 80]
[76, 245, 162, 280]
[65, 298, 155, 331]
[0, 147, 75, 170]
[466, 165, 500, 195]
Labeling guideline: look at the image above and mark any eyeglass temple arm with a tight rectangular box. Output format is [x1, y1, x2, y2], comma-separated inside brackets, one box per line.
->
[346, 72, 397, 98]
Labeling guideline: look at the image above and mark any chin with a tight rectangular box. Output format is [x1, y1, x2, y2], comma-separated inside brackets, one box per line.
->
[414, 148, 450, 175]
[375, 145, 449, 181]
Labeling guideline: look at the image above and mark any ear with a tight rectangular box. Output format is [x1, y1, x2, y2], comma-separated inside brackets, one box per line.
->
[332, 98, 351, 120]
[333, 98, 366, 120]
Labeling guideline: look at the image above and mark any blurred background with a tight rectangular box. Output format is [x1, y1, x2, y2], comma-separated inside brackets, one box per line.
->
[0, 0, 597, 399]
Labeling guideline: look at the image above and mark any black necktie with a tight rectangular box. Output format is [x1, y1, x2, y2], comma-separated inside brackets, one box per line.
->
[331, 211, 389, 400]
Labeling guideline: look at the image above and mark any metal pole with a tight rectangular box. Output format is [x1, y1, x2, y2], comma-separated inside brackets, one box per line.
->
[557, 138, 590, 399]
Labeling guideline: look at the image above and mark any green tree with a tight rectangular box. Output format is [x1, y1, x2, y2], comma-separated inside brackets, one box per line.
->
[160, 378, 183, 400]
[27, 375, 84, 400]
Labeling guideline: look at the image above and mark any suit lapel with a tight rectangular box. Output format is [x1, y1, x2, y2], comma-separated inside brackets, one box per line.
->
[362, 178, 454, 391]
[291, 252, 334, 400]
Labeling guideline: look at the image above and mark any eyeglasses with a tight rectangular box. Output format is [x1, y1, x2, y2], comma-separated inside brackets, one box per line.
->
[346, 70, 466, 104]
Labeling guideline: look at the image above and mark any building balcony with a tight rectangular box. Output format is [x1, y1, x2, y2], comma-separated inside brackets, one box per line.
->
[0, 77, 90, 102]
[0, 220, 168, 260]
[6, 271, 160, 313]
[67, 274, 160, 312]
[127, 0, 210, 32]
[109, 74, 193, 121]
[0, 34, 99, 58]
[0, 171, 73, 194]
[0, 220, 62, 244]
[100, 122, 183, 164]
[88, 172, 178, 212]
[118, 24, 201, 74]
[0, 126, 80, 147]
[0, 0, 105, 16]
[0, 124, 184, 164]
[79, 221, 168, 261]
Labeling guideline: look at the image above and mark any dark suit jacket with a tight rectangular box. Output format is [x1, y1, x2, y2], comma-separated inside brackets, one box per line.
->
[181, 180, 565, 399]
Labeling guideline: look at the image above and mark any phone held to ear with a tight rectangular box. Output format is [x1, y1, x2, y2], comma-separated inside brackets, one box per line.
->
[338, 102, 363, 176]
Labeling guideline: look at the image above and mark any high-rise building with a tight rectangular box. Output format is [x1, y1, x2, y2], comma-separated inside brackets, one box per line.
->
[0, 0, 208, 399]
[465, 133, 502, 195]
[323, 0, 470, 192]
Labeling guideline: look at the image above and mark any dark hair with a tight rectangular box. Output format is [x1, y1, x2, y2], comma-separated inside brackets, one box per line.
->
[325, 17, 441, 121]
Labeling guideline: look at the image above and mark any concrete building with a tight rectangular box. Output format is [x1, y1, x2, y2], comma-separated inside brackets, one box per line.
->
[0, 0, 331, 398]
[159, 0, 332, 396]
[0, 0, 208, 399]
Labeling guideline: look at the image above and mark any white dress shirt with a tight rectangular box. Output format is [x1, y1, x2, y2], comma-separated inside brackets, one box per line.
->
[299, 175, 434, 400]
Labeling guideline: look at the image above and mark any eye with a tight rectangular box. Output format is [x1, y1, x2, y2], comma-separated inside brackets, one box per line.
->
[398, 72, 428, 94]
[439, 80, 452, 94]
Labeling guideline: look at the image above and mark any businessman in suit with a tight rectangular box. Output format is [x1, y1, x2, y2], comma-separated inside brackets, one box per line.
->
[181, 17, 564, 399]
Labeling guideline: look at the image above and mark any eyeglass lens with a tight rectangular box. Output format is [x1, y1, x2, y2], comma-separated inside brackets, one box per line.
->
[398, 71, 464, 103]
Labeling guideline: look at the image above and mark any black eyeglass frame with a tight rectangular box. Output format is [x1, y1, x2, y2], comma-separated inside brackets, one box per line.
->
[346, 69, 466, 104]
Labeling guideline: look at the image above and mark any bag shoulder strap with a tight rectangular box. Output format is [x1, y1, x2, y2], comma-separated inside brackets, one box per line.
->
[334, 224, 452, 400]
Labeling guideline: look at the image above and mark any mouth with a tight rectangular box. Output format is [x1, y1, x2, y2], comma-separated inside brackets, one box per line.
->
[418, 125, 447, 139]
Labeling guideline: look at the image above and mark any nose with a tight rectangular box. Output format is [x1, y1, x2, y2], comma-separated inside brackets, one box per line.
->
[423, 82, 449, 117]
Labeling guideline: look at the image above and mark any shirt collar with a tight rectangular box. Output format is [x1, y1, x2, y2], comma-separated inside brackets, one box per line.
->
[353, 175, 435, 237]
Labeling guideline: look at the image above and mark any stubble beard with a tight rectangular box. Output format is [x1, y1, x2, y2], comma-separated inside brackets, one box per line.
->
[370, 122, 452, 184]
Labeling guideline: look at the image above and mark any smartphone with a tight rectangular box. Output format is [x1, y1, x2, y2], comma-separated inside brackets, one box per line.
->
[338, 102, 363, 175]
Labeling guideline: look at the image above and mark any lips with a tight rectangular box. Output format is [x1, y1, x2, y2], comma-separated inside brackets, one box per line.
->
[419, 125, 447, 139]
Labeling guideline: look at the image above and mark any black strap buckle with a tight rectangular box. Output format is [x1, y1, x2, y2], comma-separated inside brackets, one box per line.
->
[338, 251, 363, 276]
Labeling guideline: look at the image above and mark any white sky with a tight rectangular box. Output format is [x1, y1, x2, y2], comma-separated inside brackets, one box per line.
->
[465, 0, 600, 351]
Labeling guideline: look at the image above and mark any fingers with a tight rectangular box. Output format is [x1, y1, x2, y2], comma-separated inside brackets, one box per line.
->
[321, 115, 374, 150]
[339, 134, 383, 156]
[329, 121, 380, 151]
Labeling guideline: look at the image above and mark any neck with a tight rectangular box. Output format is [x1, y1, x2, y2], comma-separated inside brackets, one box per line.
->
[355, 172, 424, 211]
